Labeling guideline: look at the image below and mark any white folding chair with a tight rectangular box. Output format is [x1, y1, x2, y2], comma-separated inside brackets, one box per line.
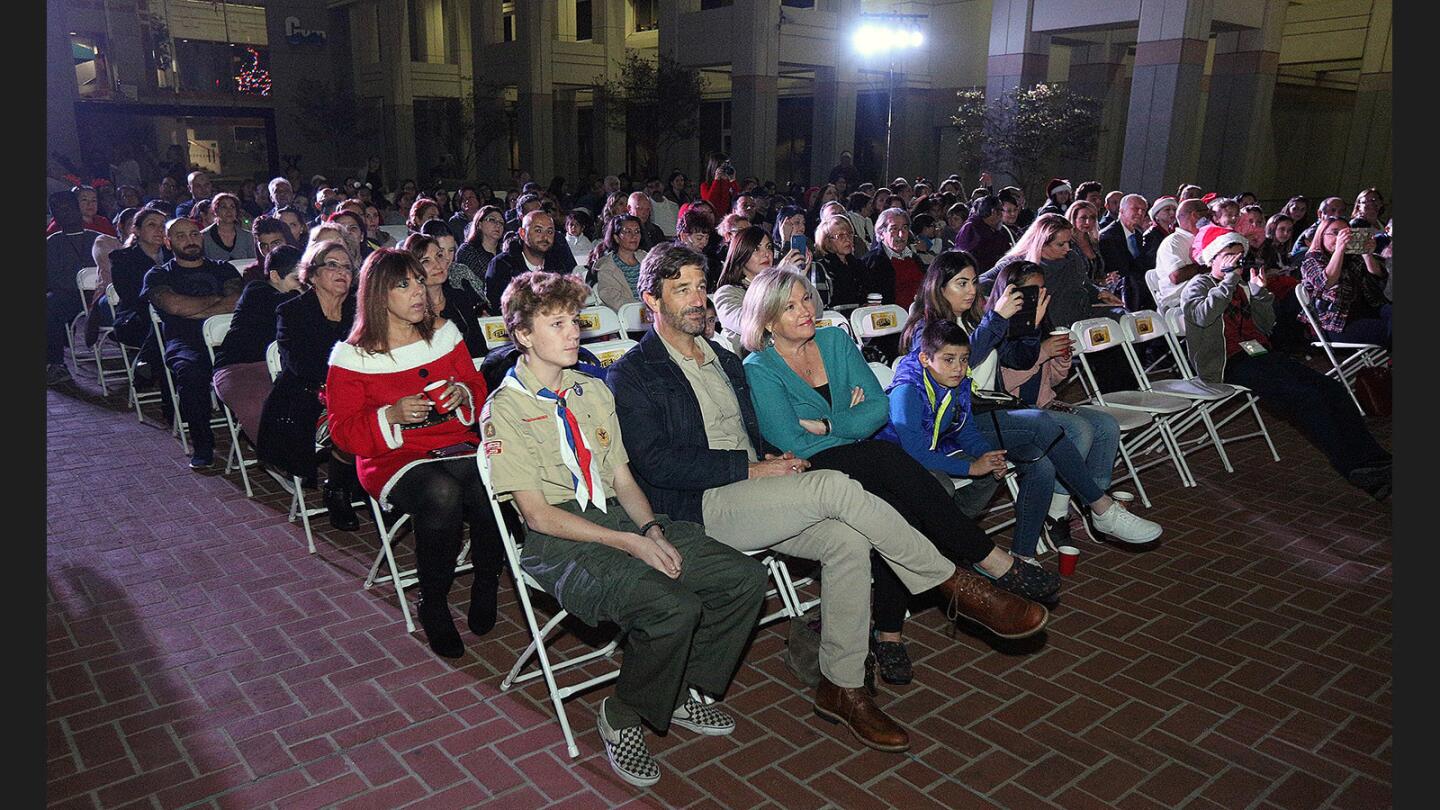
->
[585, 338, 638, 368]
[228, 258, 253, 275]
[1158, 309, 1281, 467]
[1119, 311, 1246, 474]
[363, 497, 474, 633]
[1067, 318, 1195, 504]
[616, 302, 653, 338]
[577, 305, 623, 342]
[476, 316, 511, 347]
[1293, 284, 1389, 415]
[848, 304, 907, 346]
[202, 314, 258, 497]
[1144, 269, 1170, 313]
[263, 341, 360, 553]
[868, 361, 894, 388]
[379, 224, 409, 244]
[815, 309, 854, 338]
[71, 268, 129, 394]
[106, 285, 163, 421]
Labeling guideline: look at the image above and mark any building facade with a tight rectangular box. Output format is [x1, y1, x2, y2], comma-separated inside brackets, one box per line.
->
[47, 0, 1391, 206]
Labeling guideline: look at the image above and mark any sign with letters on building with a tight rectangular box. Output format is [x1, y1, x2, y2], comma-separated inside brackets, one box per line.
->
[284, 17, 327, 46]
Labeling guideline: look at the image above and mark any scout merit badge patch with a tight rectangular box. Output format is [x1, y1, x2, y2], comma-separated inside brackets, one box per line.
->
[484, 422, 496, 438]
[596, 428, 610, 448]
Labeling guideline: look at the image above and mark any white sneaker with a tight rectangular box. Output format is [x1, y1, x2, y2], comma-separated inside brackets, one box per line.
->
[1089, 502, 1163, 544]
[597, 698, 660, 787]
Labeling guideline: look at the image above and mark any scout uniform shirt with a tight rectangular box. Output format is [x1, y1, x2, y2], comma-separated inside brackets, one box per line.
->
[481, 356, 628, 508]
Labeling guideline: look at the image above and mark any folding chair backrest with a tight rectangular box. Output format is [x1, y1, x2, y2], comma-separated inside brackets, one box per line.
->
[815, 309, 852, 336]
[104, 283, 120, 317]
[577, 305, 622, 341]
[477, 316, 511, 346]
[76, 267, 99, 315]
[201, 314, 234, 365]
[869, 361, 895, 388]
[616, 302, 653, 335]
[849, 304, 908, 339]
[1292, 283, 1326, 342]
[1144, 269, 1165, 309]
[586, 338, 638, 368]
[1119, 310, 1168, 344]
[1069, 317, 1126, 355]
[147, 305, 166, 345]
[1163, 308, 1198, 377]
[265, 340, 282, 382]
[228, 259, 252, 275]
[379, 224, 408, 243]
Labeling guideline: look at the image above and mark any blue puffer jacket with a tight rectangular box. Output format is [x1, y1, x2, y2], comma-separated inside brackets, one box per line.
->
[874, 347, 993, 476]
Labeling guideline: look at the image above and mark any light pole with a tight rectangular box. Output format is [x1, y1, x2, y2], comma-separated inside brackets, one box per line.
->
[850, 13, 926, 183]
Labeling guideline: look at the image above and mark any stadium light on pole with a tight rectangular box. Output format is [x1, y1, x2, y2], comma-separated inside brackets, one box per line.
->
[851, 13, 927, 182]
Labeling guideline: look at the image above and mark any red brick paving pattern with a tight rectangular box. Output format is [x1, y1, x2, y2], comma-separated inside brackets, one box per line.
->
[47, 376, 1391, 808]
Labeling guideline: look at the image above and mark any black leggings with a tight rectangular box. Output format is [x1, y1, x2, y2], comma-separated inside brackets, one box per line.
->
[386, 458, 505, 601]
[807, 440, 995, 633]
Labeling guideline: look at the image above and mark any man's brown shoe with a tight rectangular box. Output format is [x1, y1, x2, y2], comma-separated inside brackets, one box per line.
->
[814, 676, 910, 752]
[936, 568, 1049, 639]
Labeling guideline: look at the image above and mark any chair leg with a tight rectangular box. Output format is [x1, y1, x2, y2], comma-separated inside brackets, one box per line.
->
[1197, 406, 1234, 474]
[293, 477, 316, 554]
[1116, 437, 1152, 509]
[1248, 396, 1281, 462]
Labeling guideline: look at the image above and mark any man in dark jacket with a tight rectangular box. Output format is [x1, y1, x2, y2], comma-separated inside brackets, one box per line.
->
[606, 243, 1009, 755]
[483, 210, 573, 312]
[1097, 193, 1156, 310]
[952, 195, 1010, 274]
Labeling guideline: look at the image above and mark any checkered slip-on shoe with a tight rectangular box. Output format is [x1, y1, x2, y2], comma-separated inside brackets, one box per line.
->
[670, 696, 736, 736]
[598, 699, 660, 787]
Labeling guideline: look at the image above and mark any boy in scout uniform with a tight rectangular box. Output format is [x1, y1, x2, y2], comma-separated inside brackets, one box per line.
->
[480, 270, 768, 788]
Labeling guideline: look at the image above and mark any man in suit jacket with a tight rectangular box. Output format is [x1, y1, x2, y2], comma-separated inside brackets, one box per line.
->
[1097, 194, 1156, 311]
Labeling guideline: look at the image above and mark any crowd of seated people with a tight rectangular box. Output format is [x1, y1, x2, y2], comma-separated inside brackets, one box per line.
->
[47, 155, 1394, 787]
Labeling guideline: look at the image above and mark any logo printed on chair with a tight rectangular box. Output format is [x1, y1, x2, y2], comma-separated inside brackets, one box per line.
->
[578, 312, 601, 331]
[1135, 317, 1154, 336]
[1088, 325, 1111, 346]
[869, 312, 897, 330]
[485, 322, 508, 341]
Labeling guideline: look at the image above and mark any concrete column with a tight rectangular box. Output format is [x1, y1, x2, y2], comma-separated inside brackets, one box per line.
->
[469, 0, 507, 185]
[1063, 35, 1128, 188]
[267, 0, 338, 175]
[553, 90, 579, 184]
[46, 0, 81, 172]
[1196, 0, 1286, 195]
[1339, 0, 1392, 197]
[593, 0, 628, 175]
[728, 0, 781, 182]
[516, 0, 556, 180]
[379, 0, 418, 182]
[1119, 0, 1214, 198]
[810, 66, 859, 186]
[658, 0, 703, 180]
[985, 0, 1051, 100]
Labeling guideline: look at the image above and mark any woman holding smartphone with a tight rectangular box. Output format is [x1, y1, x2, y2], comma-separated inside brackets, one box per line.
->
[700, 151, 740, 216]
[325, 248, 502, 660]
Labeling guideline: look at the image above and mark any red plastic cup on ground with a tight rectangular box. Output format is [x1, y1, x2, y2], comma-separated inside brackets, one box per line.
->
[422, 379, 455, 414]
[1057, 545, 1080, 576]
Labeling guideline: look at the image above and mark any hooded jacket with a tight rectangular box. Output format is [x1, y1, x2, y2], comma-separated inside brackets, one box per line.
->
[874, 347, 992, 476]
[1179, 270, 1275, 384]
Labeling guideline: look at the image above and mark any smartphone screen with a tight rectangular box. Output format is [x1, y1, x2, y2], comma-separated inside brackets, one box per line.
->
[790, 234, 807, 255]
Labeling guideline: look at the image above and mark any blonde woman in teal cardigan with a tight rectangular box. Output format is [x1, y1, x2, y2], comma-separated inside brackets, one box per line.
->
[740, 267, 1054, 681]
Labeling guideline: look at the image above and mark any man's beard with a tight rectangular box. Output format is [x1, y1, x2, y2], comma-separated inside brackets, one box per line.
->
[661, 304, 706, 336]
[176, 245, 204, 261]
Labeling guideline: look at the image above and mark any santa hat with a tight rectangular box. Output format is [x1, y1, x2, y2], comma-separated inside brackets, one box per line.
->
[1046, 178, 1072, 199]
[1193, 225, 1249, 266]
[1149, 196, 1178, 218]
[1200, 192, 1219, 205]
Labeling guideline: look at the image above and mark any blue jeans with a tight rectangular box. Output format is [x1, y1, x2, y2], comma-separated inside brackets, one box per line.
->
[972, 408, 1108, 557]
[1044, 406, 1122, 493]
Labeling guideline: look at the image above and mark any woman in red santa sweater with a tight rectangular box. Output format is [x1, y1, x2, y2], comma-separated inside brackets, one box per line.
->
[325, 248, 503, 659]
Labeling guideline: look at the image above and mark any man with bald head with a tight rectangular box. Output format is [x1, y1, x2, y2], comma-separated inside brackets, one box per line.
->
[175, 171, 213, 219]
[1290, 195, 1345, 261]
[628, 191, 665, 249]
[1153, 198, 1209, 310]
[483, 210, 576, 312]
[1098, 193, 1157, 310]
[140, 217, 244, 468]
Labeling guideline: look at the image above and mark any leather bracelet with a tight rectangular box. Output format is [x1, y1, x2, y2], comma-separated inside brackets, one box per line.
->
[638, 520, 663, 536]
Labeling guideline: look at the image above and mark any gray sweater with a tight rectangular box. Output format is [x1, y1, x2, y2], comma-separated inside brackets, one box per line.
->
[1179, 271, 1275, 383]
[981, 249, 1102, 328]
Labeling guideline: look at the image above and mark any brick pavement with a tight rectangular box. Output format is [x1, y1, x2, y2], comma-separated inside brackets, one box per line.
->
[47, 368, 1391, 808]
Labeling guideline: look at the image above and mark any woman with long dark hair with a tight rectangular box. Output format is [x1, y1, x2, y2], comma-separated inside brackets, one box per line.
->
[588, 213, 648, 310]
[325, 248, 500, 659]
[1300, 215, 1391, 348]
[453, 204, 504, 303]
[700, 151, 740, 215]
[404, 229, 489, 357]
[713, 226, 806, 350]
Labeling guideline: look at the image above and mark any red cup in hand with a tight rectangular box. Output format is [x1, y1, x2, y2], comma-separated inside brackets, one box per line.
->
[422, 379, 455, 414]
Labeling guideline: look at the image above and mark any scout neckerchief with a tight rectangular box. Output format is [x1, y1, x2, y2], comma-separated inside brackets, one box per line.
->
[497, 365, 608, 512]
[919, 364, 968, 451]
